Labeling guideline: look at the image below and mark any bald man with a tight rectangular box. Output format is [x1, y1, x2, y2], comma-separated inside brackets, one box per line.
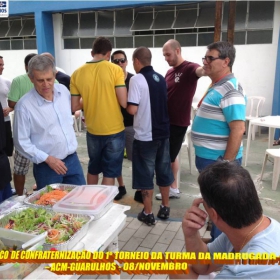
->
[155, 39, 205, 200]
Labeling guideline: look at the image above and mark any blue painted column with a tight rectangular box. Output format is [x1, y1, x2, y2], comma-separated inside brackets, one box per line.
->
[34, 11, 55, 56]
[272, 27, 280, 140]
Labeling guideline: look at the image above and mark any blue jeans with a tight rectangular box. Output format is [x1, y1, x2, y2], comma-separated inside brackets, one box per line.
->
[86, 130, 125, 178]
[195, 155, 242, 241]
[132, 139, 174, 190]
[195, 156, 242, 173]
[33, 152, 86, 190]
[0, 183, 12, 203]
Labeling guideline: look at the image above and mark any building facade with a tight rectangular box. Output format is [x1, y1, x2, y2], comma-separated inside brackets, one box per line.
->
[1, 0, 279, 118]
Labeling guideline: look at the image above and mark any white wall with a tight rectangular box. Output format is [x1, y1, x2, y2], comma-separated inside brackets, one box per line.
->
[0, 50, 38, 80]
[1, 2, 279, 117]
[53, 1, 280, 117]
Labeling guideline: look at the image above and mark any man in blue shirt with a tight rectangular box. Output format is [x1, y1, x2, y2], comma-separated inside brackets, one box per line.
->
[170, 162, 280, 279]
[191, 41, 246, 240]
[13, 55, 85, 189]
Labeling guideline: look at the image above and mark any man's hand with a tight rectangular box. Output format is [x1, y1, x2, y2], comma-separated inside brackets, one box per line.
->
[3, 107, 13, 117]
[45, 156, 68, 175]
[182, 198, 208, 238]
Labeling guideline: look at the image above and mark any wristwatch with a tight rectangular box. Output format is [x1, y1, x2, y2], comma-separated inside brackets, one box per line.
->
[217, 156, 230, 162]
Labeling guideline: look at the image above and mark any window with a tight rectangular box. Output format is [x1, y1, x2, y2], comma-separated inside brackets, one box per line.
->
[79, 12, 96, 37]
[7, 19, 22, 37]
[115, 37, 133, 48]
[0, 20, 9, 37]
[248, 1, 274, 29]
[115, 10, 133, 35]
[222, 1, 247, 31]
[196, 2, 216, 28]
[0, 17, 36, 50]
[96, 11, 114, 36]
[61, 1, 274, 49]
[24, 38, 37, 49]
[173, 9, 197, 29]
[152, 11, 175, 30]
[62, 14, 78, 37]
[19, 19, 35, 36]
[0, 40, 10, 50]
[131, 11, 153, 31]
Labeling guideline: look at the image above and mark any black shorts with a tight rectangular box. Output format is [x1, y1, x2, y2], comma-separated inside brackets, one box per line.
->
[169, 124, 188, 162]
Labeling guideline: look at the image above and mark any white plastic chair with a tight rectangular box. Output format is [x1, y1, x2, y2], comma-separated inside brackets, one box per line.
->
[72, 110, 83, 132]
[7, 111, 15, 170]
[177, 126, 193, 188]
[245, 96, 265, 140]
[260, 148, 280, 190]
[9, 111, 14, 133]
[72, 115, 79, 132]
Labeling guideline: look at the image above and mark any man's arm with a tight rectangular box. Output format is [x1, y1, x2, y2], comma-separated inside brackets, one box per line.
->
[127, 104, 138, 115]
[14, 108, 68, 174]
[116, 86, 127, 108]
[71, 95, 83, 112]
[223, 120, 245, 161]
[195, 66, 206, 78]
[182, 198, 220, 275]
[8, 100, 17, 109]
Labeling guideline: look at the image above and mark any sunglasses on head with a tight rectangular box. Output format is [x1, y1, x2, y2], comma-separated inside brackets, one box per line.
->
[113, 58, 126, 64]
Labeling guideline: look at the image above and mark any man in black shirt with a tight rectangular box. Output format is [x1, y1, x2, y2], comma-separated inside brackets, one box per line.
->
[111, 50, 140, 201]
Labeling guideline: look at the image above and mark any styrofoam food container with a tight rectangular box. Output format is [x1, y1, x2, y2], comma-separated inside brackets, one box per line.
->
[53, 185, 118, 219]
[0, 230, 44, 279]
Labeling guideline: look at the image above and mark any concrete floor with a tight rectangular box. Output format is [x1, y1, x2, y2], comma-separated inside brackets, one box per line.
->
[10, 130, 280, 279]
[21, 130, 280, 223]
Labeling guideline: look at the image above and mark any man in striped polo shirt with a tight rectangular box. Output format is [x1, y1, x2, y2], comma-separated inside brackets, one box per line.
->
[191, 41, 246, 240]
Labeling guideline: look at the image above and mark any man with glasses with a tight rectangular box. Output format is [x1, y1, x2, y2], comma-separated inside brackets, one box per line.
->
[191, 41, 246, 241]
[157, 39, 205, 200]
[71, 37, 127, 187]
[110, 50, 137, 201]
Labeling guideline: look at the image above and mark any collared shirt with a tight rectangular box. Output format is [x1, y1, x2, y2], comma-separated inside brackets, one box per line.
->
[14, 84, 77, 164]
[128, 66, 169, 141]
[191, 73, 246, 160]
[70, 60, 125, 135]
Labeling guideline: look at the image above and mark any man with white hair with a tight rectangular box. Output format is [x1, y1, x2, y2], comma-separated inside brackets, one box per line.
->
[13, 55, 85, 189]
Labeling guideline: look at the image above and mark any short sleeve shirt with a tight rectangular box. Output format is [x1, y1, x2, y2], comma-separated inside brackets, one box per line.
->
[165, 61, 200, 127]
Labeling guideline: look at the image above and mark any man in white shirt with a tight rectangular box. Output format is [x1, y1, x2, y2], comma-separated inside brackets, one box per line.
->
[13, 55, 85, 189]
[0, 56, 13, 158]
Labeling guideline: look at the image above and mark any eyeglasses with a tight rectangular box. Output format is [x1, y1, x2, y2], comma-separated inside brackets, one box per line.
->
[113, 58, 126, 64]
[202, 56, 224, 64]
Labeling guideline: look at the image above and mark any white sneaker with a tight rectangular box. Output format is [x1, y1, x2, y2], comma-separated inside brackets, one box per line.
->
[155, 188, 180, 200]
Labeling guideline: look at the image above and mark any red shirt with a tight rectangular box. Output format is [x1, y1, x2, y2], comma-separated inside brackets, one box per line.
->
[165, 61, 200, 127]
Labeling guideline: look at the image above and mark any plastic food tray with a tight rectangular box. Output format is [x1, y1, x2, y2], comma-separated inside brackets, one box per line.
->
[0, 206, 93, 251]
[23, 183, 78, 209]
[0, 229, 44, 279]
[53, 185, 118, 220]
